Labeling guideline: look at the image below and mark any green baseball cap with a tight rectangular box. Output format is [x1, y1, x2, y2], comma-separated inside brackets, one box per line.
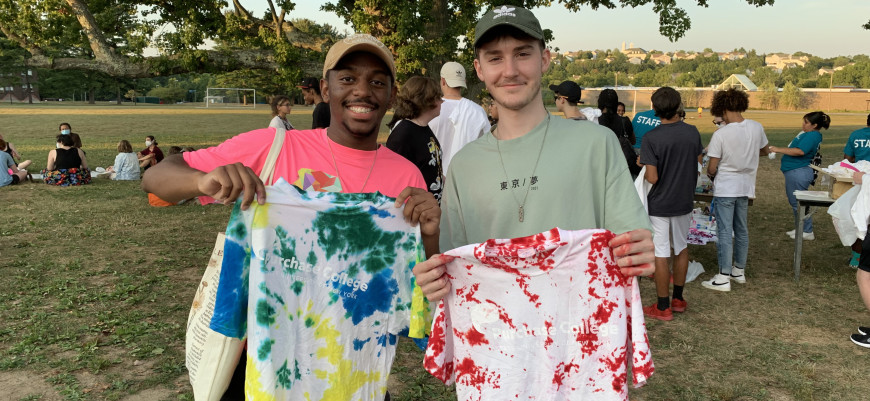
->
[474, 5, 543, 48]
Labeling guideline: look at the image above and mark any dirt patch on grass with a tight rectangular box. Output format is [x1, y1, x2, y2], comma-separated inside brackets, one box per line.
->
[119, 388, 177, 401]
[0, 371, 60, 401]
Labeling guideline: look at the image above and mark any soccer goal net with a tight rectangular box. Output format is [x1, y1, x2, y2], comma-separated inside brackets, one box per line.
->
[204, 88, 257, 108]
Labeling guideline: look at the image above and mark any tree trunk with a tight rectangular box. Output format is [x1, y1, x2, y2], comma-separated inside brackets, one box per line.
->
[424, 0, 449, 78]
[88, 86, 95, 104]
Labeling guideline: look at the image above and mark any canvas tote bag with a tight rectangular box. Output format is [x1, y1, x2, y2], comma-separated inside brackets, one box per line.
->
[185, 127, 286, 400]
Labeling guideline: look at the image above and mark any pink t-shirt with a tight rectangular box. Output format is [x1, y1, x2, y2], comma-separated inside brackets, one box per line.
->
[184, 128, 426, 203]
[424, 228, 653, 400]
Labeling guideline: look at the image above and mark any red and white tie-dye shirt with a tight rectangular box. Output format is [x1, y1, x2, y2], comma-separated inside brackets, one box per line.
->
[423, 228, 654, 401]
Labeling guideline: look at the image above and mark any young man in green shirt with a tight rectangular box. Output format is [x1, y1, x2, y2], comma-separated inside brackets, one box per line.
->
[413, 5, 654, 302]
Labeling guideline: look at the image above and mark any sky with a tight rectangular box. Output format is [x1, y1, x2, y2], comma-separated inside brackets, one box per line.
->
[273, 0, 870, 58]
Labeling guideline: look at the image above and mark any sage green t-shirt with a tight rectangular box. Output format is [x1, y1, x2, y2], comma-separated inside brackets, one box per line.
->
[440, 115, 651, 251]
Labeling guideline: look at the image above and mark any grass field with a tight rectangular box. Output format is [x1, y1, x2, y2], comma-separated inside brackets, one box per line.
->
[1, 103, 870, 400]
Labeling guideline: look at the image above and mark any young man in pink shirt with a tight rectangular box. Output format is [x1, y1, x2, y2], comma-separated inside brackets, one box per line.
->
[143, 34, 440, 257]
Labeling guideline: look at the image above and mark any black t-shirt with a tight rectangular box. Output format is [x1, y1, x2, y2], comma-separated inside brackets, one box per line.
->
[312, 102, 330, 129]
[55, 147, 82, 170]
[639, 121, 703, 217]
[599, 113, 635, 145]
[385, 120, 444, 202]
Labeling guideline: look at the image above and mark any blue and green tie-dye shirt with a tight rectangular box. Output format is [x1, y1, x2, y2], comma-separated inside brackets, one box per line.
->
[210, 179, 429, 400]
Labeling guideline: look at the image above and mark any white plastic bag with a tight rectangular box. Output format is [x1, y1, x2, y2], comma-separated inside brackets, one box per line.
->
[685, 260, 705, 283]
[634, 166, 651, 213]
[828, 185, 861, 246]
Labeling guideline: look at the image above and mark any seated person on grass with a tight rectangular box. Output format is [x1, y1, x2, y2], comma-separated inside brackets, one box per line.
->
[0, 133, 32, 171]
[43, 134, 90, 186]
[106, 140, 140, 181]
[138, 136, 164, 169]
[0, 138, 27, 187]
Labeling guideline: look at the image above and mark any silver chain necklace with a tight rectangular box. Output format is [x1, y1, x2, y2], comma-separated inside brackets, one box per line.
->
[495, 113, 551, 222]
[326, 130, 378, 193]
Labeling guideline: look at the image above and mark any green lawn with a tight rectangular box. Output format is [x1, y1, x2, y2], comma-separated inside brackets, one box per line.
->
[1, 103, 869, 400]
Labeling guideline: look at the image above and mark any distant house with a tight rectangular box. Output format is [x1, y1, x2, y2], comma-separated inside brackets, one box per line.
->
[818, 67, 835, 76]
[765, 53, 808, 70]
[722, 52, 747, 61]
[628, 57, 644, 65]
[622, 47, 647, 57]
[717, 74, 758, 91]
[0, 69, 39, 103]
[649, 53, 672, 65]
[701, 52, 719, 59]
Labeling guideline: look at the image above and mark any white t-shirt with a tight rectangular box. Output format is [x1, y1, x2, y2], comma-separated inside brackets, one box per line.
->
[706, 119, 768, 197]
[424, 228, 654, 400]
[428, 97, 491, 173]
[269, 115, 294, 131]
[210, 180, 428, 400]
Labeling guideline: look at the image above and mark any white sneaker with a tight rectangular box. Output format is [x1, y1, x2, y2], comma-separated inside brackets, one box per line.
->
[730, 267, 746, 284]
[787, 230, 815, 240]
[702, 274, 731, 292]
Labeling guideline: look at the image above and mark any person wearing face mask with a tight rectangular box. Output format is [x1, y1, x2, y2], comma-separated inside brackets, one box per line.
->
[138, 136, 164, 169]
[58, 122, 83, 152]
[42, 134, 90, 186]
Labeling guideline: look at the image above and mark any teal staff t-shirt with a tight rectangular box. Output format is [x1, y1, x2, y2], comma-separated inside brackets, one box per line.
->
[780, 130, 822, 172]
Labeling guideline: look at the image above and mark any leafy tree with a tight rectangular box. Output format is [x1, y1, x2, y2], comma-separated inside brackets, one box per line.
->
[125, 89, 139, 105]
[0, 0, 339, 79]
[678, 88, 700, 107]
[750, 67, 779, 87]
[758, 82, 778, 110]
[147, 86, 187, 103]
[780, 81, 805, 110]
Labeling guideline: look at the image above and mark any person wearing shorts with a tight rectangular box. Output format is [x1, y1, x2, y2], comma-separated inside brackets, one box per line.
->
[639, 87, 703, 321]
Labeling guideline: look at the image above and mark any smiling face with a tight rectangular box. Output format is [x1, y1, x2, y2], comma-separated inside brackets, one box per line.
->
[802, 118, 817, 132]
[473, 35, 550, 113]
[322, 51, 396, 146]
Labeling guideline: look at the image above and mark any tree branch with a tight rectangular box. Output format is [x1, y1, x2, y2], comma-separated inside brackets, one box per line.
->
[0, 22, 42, 57]
[24, 49, 315, 78]
[232, 0, 253, 19]
[64, 0, 117, 62]
[266, 0, 280, 26]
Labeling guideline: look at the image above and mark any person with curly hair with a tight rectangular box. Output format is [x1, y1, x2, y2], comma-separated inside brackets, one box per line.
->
[702, 89, 770, 292]
[769, 111, 829, 241]
[385, 76, 445, 202]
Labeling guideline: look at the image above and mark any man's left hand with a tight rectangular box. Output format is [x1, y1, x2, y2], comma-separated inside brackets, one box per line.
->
[395, 187, 441, 236]
[609, 229, 654, 277]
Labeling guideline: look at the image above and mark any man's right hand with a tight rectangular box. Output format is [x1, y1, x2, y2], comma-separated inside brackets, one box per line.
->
[413, 254, 454, 303]
[197, 162, 266, 210]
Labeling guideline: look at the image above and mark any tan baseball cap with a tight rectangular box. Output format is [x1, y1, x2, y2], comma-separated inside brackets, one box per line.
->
[440, 62, 467, 88]
[322, 34, 396, 80]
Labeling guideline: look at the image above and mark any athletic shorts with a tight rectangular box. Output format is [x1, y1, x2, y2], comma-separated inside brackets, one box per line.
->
[650, 213, 692, 258]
